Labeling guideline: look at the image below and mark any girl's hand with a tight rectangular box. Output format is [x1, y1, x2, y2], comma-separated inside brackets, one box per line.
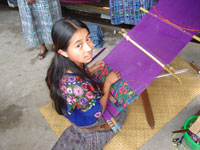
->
[100, 70, 121, 114]
[88, 60, 105, 75]
[27, 0, 35, 4]
[105, 70, 121, 86]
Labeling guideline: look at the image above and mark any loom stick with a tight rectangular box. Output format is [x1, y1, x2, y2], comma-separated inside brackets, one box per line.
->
[118, 30, 182, 84]
[193, 35, 200, 43]
[86, 47, 106, 65]
[140, 7, 200, 43]
[156, 68, 188, 78]
[190, 61, 200, 74]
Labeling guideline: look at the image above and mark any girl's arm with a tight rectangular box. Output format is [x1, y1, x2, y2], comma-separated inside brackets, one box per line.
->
[99, 70, 121, 114]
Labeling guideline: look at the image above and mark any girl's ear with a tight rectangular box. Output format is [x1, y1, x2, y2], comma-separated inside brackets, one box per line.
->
[58, 49, 68, 57]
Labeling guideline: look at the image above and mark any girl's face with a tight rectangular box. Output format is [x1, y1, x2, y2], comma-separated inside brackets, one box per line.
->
[65, 28, 93, 68]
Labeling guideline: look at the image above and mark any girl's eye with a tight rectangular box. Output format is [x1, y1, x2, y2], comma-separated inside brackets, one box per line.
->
[76, 44, 82, 48]
[86, 37, 91, 42]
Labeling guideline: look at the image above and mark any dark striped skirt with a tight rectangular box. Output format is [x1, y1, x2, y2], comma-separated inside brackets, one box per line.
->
[52, 108, 128, 150]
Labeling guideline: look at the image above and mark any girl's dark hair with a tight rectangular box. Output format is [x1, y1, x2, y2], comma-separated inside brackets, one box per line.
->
[46, 18, 102, 115]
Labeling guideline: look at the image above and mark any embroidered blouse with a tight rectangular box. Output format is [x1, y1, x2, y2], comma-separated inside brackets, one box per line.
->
[59, 73, 103, 127]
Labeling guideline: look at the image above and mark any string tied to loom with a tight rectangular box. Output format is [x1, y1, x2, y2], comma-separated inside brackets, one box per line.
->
[140, 7, 200, 42]
[152, 6, 200, 32]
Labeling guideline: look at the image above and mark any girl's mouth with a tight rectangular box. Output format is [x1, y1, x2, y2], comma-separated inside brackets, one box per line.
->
[85, 53, 92, 59]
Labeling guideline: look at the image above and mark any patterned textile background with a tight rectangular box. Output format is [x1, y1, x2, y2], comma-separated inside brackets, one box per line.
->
[109, 0, 158, 25]
[94, 64, 138, 120]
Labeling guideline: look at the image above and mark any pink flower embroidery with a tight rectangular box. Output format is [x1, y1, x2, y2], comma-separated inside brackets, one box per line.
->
[71, 96, 77, 102]
[73, 86, 83, 96]
[60, 85, 67, 94]
[61, 76, 66, 83]
[94, 112, 102, 118]
[86, 91, 94, 99]
[123, 89, 128, 94]
[67, 96, 74, 105]
[101, 68, 109, 75]
[81, 82, 88, 91]
[119, 86, 128, 94]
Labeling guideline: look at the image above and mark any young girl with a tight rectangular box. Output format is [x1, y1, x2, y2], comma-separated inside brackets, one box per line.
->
[46, 18, 128, 150]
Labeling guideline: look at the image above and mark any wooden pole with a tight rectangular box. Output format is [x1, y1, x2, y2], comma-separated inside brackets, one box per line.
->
[118, 30, 182, 84]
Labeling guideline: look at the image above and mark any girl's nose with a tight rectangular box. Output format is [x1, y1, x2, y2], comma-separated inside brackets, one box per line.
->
[84, 42, 92, 52]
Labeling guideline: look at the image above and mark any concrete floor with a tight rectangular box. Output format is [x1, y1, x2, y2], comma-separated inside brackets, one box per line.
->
[0, 5, 200, 150]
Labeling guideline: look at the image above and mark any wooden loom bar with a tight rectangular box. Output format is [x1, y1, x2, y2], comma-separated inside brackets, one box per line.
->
[75, 4, 110, 11]
[118, 30, 182, 84]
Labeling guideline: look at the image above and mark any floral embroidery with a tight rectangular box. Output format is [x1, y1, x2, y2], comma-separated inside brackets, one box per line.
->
[67, 96, 74, 105]
[81, 82, 88, 91]
[89, 99, 96, 106]
[68, 76, 76, 82]
[61, 93, 66, 99]
[76, 76, 83, 81]
[102, 67, 109, 75]
[74, 103, 82, 109]
[74, 86, 83, 96]
[59, 73, 101, 115]
[81, 105, 92, 112]
[119, 86, 128, 94]
[94, 112, 102, 118]
[67, 87, 73, 95]
[94, 63, 138, 112]
[72, 96, 77, 102]
[79, 97, 88, 106]
[86, 91, 94, 99]
[61, 76, 66, 83]
[87, 85, 95, 92]
[60, 85, 67, 94]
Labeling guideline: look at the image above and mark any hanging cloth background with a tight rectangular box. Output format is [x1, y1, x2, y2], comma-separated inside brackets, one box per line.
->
[109, 0, 158, 25]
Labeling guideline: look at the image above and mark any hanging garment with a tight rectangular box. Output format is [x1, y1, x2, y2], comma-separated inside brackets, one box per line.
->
[86, 23, 105, 48]
[109, 0, 158, 25]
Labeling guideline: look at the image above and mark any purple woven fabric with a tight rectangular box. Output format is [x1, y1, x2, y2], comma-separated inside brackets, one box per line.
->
[59, 0, 101, 3]
[102, 0, 200, 120]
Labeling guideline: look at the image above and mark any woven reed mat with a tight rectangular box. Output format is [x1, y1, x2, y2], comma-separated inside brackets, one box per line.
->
[40, 57, 200, 150]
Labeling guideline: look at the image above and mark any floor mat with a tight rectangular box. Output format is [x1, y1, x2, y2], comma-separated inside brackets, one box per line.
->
[40, 57, 200, 150]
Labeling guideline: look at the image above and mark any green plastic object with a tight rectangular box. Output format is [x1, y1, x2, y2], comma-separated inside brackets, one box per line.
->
[184, 116, 200, 150]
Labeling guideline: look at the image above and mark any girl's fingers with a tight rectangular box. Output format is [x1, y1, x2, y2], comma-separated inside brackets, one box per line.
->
[96, 60, 104, 65]
[117, 74, 121, 79]
[93, 61, 104, 69]
[98, 62, 104, 68]
[113, 70, 120, 75]
[110, 71, 120, 79]
[113, 70, 121, 79]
